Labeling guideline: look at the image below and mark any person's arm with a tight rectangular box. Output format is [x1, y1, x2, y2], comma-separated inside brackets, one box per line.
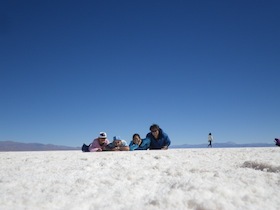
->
[88, 140, 100, 152]
[97, 145, 107, 152]
[129, 144, 139, 151]
[107, 146, 129, 151]
[99, 141, 110, 151]
[162, 135, 171, 149]
[136, 138, 150, 150]
[111, 147, 121, 151]
[104, 143, 115, 151]
[118, 141, 129, 151]
[119, 146, 129, 151]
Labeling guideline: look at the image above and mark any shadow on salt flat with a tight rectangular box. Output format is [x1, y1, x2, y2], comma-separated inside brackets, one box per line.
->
[242, 161, 280, 173]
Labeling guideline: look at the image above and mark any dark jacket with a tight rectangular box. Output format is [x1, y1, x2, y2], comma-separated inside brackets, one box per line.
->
[146, 129, 171, 149]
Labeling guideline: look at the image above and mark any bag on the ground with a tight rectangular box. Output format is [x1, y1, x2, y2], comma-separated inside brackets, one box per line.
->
[82, 144, 90, 152]
[275, 139, 280, 147]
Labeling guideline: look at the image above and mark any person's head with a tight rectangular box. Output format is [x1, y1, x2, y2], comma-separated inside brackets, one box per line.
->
[98, 132, 107, 145]
[113, 136, 122, 147]
[132, 133, 142, 145]
[150, 124, 160, 139]
[209, 133, 212, 135]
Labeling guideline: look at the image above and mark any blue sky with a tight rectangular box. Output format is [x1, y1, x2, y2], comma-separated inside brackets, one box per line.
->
[1, 0, 279, 147]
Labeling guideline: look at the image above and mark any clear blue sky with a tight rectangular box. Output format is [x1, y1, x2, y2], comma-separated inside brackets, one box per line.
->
[1, 0, 279, 147]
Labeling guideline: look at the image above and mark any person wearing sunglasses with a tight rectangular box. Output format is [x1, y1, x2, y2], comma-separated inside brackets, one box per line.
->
[105, 136, 130, 151]
[146, 124, 171, 150]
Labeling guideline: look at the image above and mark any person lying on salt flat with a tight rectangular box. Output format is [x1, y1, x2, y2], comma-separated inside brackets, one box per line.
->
[81, 132, 110, 152]
[129, 133, 150, 151]
[105, 136, 129, 151]
[146, 124, 171, 150]
[88, 132, 110, 152]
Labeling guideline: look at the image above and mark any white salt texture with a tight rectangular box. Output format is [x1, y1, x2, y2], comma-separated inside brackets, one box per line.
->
[0, 148, 279, 210]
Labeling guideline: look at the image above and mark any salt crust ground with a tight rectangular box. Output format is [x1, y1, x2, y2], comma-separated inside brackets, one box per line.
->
[0, 148, 279, 210]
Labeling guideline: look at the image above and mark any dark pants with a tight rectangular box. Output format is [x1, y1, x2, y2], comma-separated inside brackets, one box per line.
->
[208, 141, 212, 147]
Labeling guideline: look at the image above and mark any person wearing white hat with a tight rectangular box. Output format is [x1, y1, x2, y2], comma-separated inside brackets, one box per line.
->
[88, 132, 110, 152]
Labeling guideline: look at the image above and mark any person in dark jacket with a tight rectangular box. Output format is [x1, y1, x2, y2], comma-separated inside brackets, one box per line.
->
[146, 124, 171, 150]
[129, 133, 150, 151]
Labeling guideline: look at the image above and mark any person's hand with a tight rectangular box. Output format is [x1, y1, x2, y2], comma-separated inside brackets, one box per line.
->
[161, 146, 168, 150]
[96, 148, 102, 152]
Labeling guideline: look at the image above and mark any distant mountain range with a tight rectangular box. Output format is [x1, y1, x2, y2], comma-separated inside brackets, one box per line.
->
[170, 142, 275, 149]
[0, 141, 80, 152]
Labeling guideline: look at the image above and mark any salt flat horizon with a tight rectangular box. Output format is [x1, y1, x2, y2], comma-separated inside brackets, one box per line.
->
[1, 147, 279, 210]
[0, 140, 275, 152]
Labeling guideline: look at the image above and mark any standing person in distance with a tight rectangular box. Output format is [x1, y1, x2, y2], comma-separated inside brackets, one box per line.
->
[208, 133, 213, 148]
[146, 124, 171, 150]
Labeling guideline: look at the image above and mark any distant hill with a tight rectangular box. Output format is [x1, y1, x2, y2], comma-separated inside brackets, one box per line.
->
[170, 142, 275, 149]
[0, 141, 80, 152]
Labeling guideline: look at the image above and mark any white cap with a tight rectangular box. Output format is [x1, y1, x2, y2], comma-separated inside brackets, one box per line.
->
[98, 132, 107, 138]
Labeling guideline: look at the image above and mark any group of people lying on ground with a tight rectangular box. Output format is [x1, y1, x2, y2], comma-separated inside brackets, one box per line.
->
[82, 124, 171, 152]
